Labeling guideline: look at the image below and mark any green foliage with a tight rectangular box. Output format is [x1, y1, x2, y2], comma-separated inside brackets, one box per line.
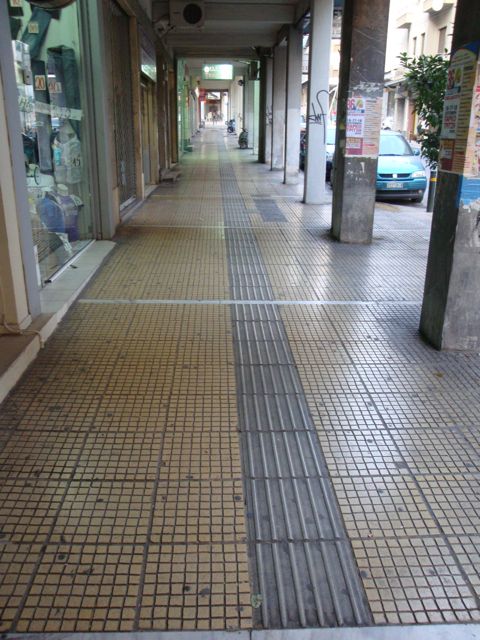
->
[399, 52, 449, 168]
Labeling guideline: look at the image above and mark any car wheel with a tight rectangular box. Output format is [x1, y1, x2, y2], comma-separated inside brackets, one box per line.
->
[411, 195, 424, 203]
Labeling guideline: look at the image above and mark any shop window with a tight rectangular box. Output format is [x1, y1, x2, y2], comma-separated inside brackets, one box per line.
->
[8, 1, 93, 285]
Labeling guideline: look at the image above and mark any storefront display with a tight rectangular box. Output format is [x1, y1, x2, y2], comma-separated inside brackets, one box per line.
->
[8, 0, 93, 284]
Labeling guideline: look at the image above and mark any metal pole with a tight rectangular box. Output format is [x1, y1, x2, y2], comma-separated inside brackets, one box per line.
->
[426, 168, 437, 212]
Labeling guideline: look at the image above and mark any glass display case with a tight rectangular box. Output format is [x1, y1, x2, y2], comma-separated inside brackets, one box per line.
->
[9, 0, 93, 284]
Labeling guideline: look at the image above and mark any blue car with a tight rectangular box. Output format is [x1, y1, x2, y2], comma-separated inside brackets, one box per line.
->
[376, 130, 427, 202]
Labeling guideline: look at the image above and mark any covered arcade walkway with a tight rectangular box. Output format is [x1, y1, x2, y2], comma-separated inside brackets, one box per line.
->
[1, 127, 480, 635]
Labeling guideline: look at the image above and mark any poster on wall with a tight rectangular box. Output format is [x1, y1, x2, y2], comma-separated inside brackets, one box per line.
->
[459, 71, 480, 207]
[466, 59, 480, 178]
[439, 41, 480, 176]
[345, 93, 383, 157]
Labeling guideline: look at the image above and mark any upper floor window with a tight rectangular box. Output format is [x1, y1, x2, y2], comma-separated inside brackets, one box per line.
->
[438, 26, 447, 54]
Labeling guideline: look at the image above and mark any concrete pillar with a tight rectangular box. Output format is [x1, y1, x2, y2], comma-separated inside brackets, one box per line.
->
[331, 0, 390, 243]
[284, 26, 303, 184]
[230, 76, 243, 128]
[303, 0, 333, 203]
[259, 56, 268, 163]
[128, 18, 145, 201]
[157, 58, 170, 172]
[168, 67, 178, 164]
[420, 0, 480, 350]
[242, 75, 247, 132]
[0, 135, 31, 331]
[265, 57, 273, 165]
[271, 44, 287, 170]
[244, 80, 255, 148]
[0, 0, 40, 321]
[253, 80, 260, 155]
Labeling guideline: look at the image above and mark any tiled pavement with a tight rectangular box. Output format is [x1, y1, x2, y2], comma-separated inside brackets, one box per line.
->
[1, 127, 480, 633]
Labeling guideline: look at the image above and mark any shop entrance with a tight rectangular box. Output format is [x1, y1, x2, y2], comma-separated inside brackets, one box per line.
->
[205, 91, 222, 124]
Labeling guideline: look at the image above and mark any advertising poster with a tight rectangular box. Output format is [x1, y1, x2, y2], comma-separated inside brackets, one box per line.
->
[345, 95, 365, 156]
[465, 65, 480, 177]
[439, 41, 480, 174]
[345, 94, 383, 157]
[459, 68, 480, 208]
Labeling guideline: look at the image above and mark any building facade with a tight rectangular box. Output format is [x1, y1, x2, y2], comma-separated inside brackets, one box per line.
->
[384, 0, 456, 137]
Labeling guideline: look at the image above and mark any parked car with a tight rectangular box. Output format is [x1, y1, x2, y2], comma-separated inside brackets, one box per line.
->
[330, 130, 427, 202]
[376, 130, 426, 202]
[299, 126, 336, 181]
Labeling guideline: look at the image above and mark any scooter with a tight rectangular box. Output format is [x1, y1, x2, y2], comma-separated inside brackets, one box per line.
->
[227, 119, 236, 134]
[238, 128, 248, 149]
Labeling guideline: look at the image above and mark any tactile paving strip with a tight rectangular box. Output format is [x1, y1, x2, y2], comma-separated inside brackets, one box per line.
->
[221, 144, 372, 628]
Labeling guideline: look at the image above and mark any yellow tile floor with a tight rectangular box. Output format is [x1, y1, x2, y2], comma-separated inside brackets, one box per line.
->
[2, 126, 480, 632]
[0, 188, 251, 631]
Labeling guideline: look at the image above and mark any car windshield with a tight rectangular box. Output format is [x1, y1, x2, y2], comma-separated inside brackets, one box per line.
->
[379, 134, 413, 156]
[326, 128, 336, 145]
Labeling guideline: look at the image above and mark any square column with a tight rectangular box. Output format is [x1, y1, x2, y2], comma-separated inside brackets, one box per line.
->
[284, 26, 303, 185]
[259, 55, 273, 165]
[331, 0, 390, 243]
[303, 0, 333, 203]
[420, 0, 480, 350]
[0, 0, 40, 323]
[229, 76, 243, 128]
[157, 58, 170, 172]
[244, 79, 255, 150]
[265, 57, 273, 165]
[271, 44, 287, 170]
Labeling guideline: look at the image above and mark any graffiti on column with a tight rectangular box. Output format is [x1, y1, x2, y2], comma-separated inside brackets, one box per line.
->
[308, 90, 329, 143]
